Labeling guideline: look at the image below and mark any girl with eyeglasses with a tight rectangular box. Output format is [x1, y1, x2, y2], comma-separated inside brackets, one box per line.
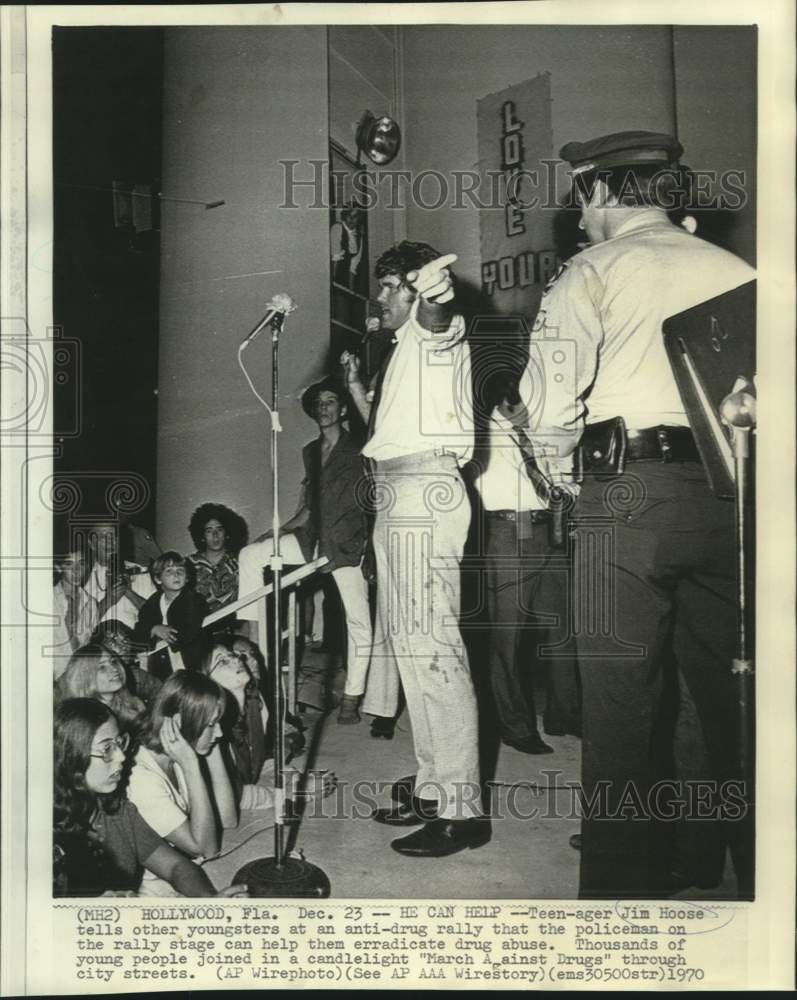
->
[55, 644, 147, 732]
[127, 672, 238, 861]
[53, 698, 245, 897]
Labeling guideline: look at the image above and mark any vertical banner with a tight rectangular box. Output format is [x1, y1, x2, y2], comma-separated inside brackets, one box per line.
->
[477, 73, 559, 322]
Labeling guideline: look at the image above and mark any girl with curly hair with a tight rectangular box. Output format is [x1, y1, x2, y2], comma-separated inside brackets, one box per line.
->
[53, 698, 245, 897]
[55, 644, 147, 732]
[186, 503, 248, 614]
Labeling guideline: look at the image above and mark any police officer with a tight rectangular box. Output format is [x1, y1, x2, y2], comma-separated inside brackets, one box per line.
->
[530, 131, 755, 898]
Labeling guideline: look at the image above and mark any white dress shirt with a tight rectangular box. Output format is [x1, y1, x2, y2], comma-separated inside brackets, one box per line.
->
[474, 407, 546, 512]
[362, 299, 474, 464]
[84, 560, 156, 629]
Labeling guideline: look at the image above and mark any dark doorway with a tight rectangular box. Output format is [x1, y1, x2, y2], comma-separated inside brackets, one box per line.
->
[53, 27, 164, 538]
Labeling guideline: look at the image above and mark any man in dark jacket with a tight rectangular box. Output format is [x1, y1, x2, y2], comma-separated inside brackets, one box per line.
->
[238, 377, 387, 724]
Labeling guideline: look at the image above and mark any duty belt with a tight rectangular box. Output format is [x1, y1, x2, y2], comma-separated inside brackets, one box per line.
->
[579, 419, 700, 476]
[486, 509, 552, 523]
[626, 426, 700, 463]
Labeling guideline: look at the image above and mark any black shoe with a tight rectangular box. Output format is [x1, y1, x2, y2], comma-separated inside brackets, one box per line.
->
[391, 818, 492, 857]
[370, 716, 395, 740]
[372, 797, 438, 827]
[285, 729, 306, 764]
[502, 734, 555, 755]
[286, 711, 306, 732]
[665, 865, 723, 893]
[543, 716, 582, 738]
[390, 774, 416, 804]
[569, 833, 582, 851]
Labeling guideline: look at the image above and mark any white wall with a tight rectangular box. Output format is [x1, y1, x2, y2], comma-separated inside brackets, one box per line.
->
[399, 25, 756, 282]
[673, 25, 756, 265]
[157, 27, 330, 550]
[400, 25, 677, 291]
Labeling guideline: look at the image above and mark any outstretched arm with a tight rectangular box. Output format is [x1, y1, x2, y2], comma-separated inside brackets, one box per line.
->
[407, 253, 458, 333]
[143, 843, 247, 897]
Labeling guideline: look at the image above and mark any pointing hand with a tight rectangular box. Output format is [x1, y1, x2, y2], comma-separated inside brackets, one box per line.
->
[406, 253, 458, 304]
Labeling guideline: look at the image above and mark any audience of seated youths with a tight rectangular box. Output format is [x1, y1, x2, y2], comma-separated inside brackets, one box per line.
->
[126, 671, 237, 861]
[55, 644, 147, 732]
[53, 698, 245, 898]
[133, 551, 210, 678]
[187, 503, 247, 616]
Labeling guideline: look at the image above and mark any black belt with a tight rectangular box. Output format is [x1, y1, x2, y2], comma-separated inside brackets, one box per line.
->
[581, 422, 700, 470]
[486, 509, 552, 523]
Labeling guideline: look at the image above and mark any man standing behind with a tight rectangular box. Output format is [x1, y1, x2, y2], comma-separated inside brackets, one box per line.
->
[83, 521, 155, 630]
[344, 241, 489, 857]
[472, 365, 581, 758]
[533, 131, 755, 898]
[237, 377, 383, 725]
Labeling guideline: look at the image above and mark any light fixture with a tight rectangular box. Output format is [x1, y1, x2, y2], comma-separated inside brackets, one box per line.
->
[355, 110, 402, 166]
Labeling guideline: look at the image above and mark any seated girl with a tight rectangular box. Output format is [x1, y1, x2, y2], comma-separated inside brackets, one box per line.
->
[92, 619, 162, 711]
[127, 671, 237, 860]
[230, 633, 305, 758]
[55, 644, 146, 732]
[53, 698, 245, 898]
[134, 551, 210, 678]
[203, 642, 333, 811]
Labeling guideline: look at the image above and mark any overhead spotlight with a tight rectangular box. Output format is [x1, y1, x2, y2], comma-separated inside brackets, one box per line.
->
[355, 110, 402, 166]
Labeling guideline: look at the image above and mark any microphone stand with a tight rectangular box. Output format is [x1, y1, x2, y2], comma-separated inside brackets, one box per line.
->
[234, 309, 331, 897]
[720, 383, 756, 899]
[269, 313, 287, 868]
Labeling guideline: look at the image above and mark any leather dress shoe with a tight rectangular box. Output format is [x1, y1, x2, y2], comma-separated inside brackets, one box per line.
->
[370, 716, 395, 739]
[502, 734, 555, 755]
[544, 720, 583, 738]
[372, 797, 438, 827]
[391, 774, 416, 804]
[663, 866, 722, 893]
[391, 818, 491, 857]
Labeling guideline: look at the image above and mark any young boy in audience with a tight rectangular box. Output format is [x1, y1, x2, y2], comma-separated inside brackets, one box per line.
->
[134, 552, 210, 679]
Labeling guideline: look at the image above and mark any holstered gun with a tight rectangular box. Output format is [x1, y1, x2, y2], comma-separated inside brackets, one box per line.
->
[574, 416, 628, 480]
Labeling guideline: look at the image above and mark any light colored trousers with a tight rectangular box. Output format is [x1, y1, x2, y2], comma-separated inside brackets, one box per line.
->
[237, 535, 392, 710]
[370, 452, 481, 819]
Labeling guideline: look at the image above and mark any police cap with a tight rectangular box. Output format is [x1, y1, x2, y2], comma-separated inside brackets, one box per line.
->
[560, 130, 683, 175]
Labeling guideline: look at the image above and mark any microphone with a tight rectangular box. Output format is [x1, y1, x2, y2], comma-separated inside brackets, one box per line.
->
[241, 293, 297, 348]
[361, 314, 382, 346]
